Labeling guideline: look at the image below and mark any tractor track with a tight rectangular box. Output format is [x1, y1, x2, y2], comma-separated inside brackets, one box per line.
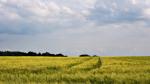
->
[67, 58, 93, 69]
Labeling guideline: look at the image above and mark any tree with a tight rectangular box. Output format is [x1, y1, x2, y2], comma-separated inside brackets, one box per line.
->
[27, 51, 37, 56]
[42, 52, 50, 56]
[55, 53, 64, 57]
[0, 51, 67, 57]
[37, 52, 42, 56]
[93, 55, 99, 57]
[79, 54, 91, 57]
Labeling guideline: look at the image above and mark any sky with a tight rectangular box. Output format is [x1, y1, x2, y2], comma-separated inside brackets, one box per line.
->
[0, 0, 150, 56]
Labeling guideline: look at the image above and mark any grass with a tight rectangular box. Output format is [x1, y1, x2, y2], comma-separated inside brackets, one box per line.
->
[0, 56, 149, 84]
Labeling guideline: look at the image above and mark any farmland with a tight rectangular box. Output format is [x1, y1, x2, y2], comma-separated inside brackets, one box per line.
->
[0, 56, 150, 84]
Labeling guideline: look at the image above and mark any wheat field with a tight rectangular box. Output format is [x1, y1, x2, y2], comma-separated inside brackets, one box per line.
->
[0, 56, 150, 84]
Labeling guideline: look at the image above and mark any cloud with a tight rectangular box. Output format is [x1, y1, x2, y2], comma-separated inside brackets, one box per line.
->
[143, 8, 150, 18]
[0, 0, 150, 55]
[88, 0, 150, 25]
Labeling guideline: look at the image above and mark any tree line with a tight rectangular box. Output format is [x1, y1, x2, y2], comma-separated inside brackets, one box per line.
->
[0, 51, 67, 57]
[0, 51, 99, 57]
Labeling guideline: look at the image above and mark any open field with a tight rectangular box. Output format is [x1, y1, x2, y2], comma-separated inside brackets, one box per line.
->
[0, 56, 150, 84]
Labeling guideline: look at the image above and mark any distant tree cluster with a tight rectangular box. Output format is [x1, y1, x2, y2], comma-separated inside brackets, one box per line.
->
[79, 54, 91, 57]
[0, 51, 67, 57]
[79, 54, 99, 57]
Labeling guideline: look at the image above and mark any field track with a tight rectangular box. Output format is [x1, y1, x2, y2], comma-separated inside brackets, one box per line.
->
[0, 56, 149, 84]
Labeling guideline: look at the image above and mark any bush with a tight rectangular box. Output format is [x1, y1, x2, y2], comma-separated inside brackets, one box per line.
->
[79, 54, 91, 57]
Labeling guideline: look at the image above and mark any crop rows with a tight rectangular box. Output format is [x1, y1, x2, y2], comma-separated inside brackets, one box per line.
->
[0, 56, 149, 84]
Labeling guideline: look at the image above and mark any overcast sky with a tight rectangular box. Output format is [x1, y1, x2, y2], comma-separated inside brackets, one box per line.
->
[0, 0, 150, 55]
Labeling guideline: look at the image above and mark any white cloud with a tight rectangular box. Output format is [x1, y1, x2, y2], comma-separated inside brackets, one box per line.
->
[143, 8, 150, 18]
[48, 2, 60, 12]
[132, 0, 138, 5]
[0, 0, 150, 55]
[81, 10, 91, 16]
[8, 12, 21, 20]
[145, 0, 150, 5]
[0, 7, 21, 21]
[0, 0, 7, 3]
[82, 0, 97, 9]
[62, 6, 74, 15]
